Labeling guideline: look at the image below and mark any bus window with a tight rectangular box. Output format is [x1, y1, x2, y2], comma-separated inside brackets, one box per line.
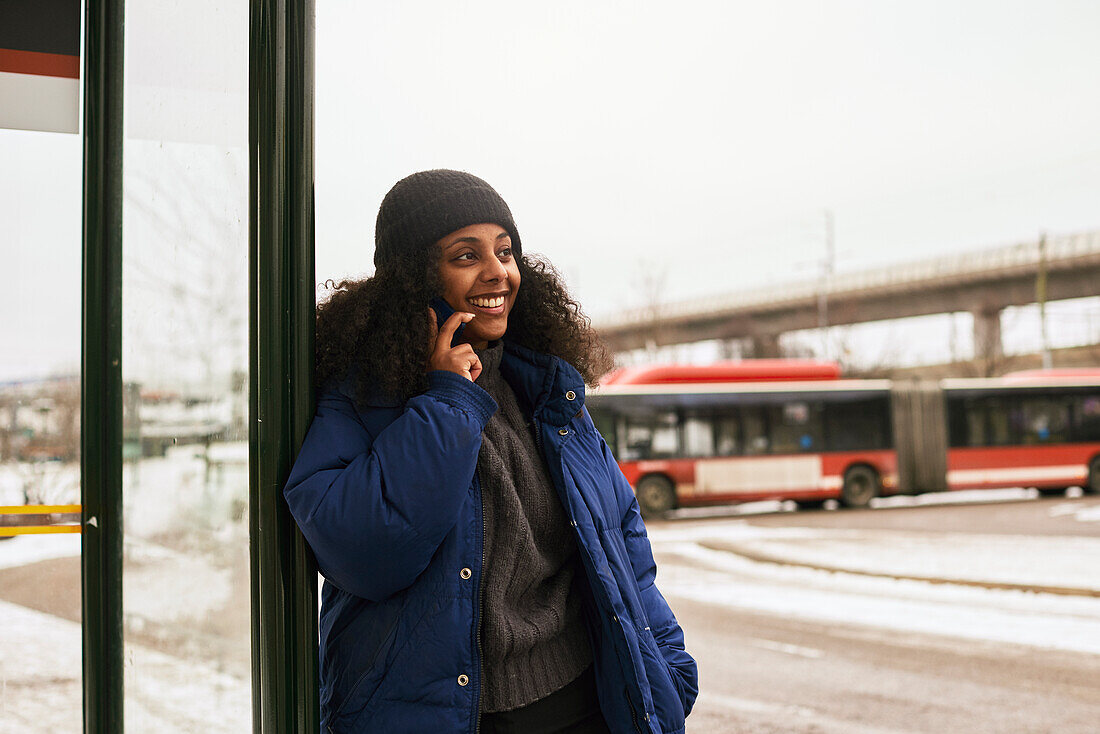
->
[621, 411, 679, 461]
[742, 406, 769, 455]
[768, 401, 824, 453]
[1073, 395, 1100, 442]
[682, 413, 715, 457]
[946, 398, 970, 447]
[825, 398, 891, 451]
[1017, 395, 1070, 444]
[962, 398, 986, 446]
[985, 397, 1015, 446]
[713, 411, 741, 456]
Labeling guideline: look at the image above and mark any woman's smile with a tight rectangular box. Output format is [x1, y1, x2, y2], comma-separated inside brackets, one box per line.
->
[466, 292, 508, 312]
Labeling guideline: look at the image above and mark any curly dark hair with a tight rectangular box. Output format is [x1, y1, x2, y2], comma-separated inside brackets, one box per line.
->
[315, 252, 615, 405]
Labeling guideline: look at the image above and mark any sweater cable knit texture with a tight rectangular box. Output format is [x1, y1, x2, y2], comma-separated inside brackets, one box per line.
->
[473, 342, 592, 713]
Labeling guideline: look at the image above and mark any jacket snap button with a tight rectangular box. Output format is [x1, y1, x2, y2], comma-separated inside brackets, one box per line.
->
[460, 567, 472, 580]
[565, 390, 576, 400]
[558, 428, 569, 436]
[457, 674, 469, 686]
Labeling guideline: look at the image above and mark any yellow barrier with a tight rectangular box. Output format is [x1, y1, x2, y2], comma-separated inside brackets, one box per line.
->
[0, 505, 83, 536]
[0, 504, 82, 515]
[0, 525, 81, 536]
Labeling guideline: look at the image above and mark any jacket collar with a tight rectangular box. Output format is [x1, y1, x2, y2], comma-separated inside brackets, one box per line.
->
[499, 341, 585, 427]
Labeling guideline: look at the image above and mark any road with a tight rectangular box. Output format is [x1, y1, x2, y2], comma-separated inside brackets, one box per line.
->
[648, 495, 1100, 733]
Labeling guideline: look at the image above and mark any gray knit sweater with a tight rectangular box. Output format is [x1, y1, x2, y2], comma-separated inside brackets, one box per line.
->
[473, 343, 592, 712]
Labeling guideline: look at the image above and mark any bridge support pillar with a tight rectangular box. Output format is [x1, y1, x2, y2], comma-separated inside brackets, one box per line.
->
[972, 306, 1003, 374]
[748, 333, 781, 358]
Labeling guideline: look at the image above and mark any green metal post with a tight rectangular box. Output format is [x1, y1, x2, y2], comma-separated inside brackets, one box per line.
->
[81, 0, 125, 731]
[249, 0, 318, 731]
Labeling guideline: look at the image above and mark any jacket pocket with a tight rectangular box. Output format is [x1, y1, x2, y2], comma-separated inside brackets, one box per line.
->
[637, 626, 686, 731]
[329, 607, 405, 724]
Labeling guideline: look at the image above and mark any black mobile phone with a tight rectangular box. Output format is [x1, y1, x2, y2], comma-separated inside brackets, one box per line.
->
[429, 297, 466, 347]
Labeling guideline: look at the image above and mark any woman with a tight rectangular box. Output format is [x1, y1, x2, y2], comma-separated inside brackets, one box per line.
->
[284, 170, 698, 733]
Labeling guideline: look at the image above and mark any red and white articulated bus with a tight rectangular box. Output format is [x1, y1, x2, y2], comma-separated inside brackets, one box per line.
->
[586, 361, 1100, 517]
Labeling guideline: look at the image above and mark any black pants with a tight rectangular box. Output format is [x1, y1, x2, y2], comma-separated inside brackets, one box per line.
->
[480, 666, 611, 734]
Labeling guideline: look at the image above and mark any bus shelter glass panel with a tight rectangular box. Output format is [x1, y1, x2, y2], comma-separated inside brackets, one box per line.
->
[0, 131, 83, 728]
[121, 2, 250, 729]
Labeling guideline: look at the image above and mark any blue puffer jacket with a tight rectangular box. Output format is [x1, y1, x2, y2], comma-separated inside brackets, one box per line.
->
[284, 342, 698, 733]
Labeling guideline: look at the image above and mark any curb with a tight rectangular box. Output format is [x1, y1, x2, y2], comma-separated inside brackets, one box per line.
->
[698, 540, 1100, 599]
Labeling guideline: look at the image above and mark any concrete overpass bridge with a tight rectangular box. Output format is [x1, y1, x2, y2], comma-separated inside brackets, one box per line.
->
[594, 230, 1100, 368]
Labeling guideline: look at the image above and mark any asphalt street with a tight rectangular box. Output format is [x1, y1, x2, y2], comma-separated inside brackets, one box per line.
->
[649, 495, 1100, 733]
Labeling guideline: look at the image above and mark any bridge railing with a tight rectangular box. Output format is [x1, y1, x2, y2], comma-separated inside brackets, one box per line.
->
[597, 230, 1100, 328]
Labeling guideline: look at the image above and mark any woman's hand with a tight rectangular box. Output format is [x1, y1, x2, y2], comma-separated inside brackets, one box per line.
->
[428, 309, 482, 382]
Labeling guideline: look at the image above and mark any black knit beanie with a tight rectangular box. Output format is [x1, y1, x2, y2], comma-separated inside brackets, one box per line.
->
[374, 169, 522, 271]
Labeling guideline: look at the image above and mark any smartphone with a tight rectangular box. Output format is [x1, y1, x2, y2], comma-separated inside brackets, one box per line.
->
[429, 297, 467, 347]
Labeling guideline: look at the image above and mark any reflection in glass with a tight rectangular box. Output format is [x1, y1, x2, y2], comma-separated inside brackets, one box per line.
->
[120, 1, 250, 729]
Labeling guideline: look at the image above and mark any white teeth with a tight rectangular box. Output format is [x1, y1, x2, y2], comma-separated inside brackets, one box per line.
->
[470, 296, 505, 308]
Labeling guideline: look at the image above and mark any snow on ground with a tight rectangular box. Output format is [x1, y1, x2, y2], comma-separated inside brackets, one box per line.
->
[1, 444, 250, 733]
[648, 515, 1100, 592]
[1048, 500, 1100, 523]
[657, 542, 1100, 655]
[0, 533, 80, 570]
[124, 535, 236, 625]
[124, 444, 248, 538]
[708, 529, 1098, 591]
[649, 518, 1100, 657]
[0, 599, 248, 734]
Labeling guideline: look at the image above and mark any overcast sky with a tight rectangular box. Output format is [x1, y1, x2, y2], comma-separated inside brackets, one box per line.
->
[314, 0, 1100, 317]
[3, 0, 1100, 381]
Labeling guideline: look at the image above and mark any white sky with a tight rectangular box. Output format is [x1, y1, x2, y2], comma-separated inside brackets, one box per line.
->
[314, 0, 1100, 316]
[3, 0, 1100, 381]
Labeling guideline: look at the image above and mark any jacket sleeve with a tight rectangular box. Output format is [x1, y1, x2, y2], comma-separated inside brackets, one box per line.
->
[598, 429, 699, 718]
[284, 371, 497, 601]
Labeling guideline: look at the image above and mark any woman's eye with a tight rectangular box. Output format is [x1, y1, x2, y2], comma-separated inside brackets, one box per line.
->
[454, 252, 475, 261]
[498, 247, 512, 259]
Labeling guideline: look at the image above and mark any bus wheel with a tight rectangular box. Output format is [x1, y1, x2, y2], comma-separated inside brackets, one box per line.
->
[1087, 457, 1100, 495]
[636, 475, 676, 518]
[840, 466, 879, 508]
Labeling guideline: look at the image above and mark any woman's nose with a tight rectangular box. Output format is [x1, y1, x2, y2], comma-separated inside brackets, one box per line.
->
[480, 257, 507, 281]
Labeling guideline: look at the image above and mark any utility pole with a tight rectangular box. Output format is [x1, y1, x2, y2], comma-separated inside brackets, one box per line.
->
[818, 209, 835, 360]
[1037, 233, 1052, 370]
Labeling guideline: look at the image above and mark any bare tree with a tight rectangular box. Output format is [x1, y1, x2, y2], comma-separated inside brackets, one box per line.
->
[123, 145, 248, 392]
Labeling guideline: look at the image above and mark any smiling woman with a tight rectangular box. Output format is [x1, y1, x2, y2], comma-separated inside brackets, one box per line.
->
[285, 169, 698, 733]
[312, 170, 612, 405]
[437, 223, 520, 348]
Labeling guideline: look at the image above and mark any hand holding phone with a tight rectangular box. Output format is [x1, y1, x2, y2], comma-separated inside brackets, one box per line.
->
[429, 297, 467, 348]
[427, 299, 481, 382]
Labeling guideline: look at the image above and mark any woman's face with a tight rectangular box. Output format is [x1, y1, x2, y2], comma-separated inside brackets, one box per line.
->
[436, 222, 521, 348]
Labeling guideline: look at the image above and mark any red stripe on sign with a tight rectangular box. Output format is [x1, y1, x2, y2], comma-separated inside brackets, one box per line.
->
[0, 48, 79, 79]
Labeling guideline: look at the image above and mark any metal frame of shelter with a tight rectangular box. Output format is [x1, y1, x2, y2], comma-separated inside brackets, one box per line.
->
[80, 0, 320, 731]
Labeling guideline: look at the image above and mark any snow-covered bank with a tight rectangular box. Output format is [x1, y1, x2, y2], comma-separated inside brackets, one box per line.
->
[658, 542, 1100, 655]
[649, 515, 1100, 656]
[649, 511, 1100, 592]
